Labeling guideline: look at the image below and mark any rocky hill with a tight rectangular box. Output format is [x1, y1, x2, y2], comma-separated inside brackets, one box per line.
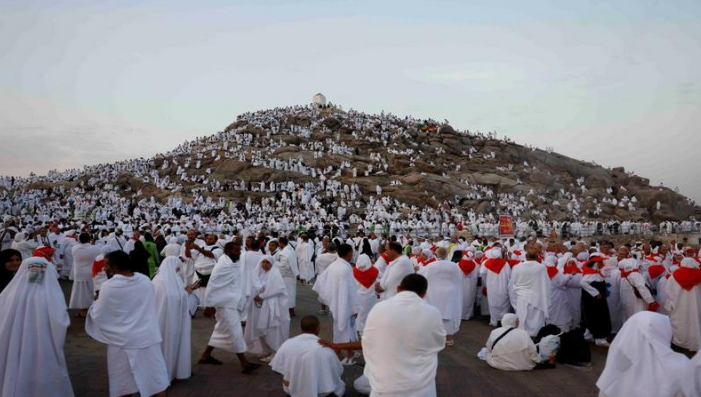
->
[12, 105, 701, 223]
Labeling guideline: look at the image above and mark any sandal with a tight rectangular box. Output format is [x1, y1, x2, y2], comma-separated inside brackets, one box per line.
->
[241, 363, 261, 374]
[198, 356, 223, 365]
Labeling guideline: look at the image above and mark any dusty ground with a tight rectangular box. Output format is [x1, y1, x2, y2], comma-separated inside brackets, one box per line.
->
[62, 280, 604, 397]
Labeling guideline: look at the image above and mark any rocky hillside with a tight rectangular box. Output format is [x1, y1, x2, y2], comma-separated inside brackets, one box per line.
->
[16, 105, 701, 223]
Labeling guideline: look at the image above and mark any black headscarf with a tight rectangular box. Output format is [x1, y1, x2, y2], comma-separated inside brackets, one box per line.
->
[0, 249, 21, 293]
[129, 241, 151, 277]
[361, 238, 373, 257]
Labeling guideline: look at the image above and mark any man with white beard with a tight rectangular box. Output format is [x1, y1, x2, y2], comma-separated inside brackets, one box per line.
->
[198, 241, 260, 374]
[313, 243, 361, 362]
[275, 237, 299, 317]
[481, 246, 512, 327]
[85, 250, 170, 397]
[375, 241, 413, 301]
[423, 247, 463, 346]
[295, 233, 315, 284]
[509, 245, 551, 337]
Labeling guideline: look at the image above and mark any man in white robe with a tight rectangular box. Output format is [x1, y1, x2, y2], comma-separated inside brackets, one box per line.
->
[85, 250, 170, 397]
[153, 256, 194, 382]
[508, 246, 550, 337]
[244, 255, 290, 361]
[375, 241, 413, 301]
[0, 254, 74, 397]
[313, 243, 361, 360]
[315, 241, 338, 276]
[190, 233, 223, 311]
[275, 237, 299, 317]
[179, 229, 203, 286]
[423, 247, 462, 345]
[240, 240, 264, 323]
[295, 233, 315, 283]
[69, 232, 100, 317]
[363, 274, 446, 396]
[198, 241, 260, 374]
[270, 316, 345, 397]
[664, 258, 701, 351]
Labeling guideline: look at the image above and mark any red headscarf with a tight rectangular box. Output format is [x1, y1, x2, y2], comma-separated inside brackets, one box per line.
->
[672, 267, 701, 291]
[647, 264, 666, 280]
[484, 258, 508, 274]
[353, 266, 379, 289]
[458, 257, 477, 275]
[92, 256, 105, 278]
[546, 266, 559, 279]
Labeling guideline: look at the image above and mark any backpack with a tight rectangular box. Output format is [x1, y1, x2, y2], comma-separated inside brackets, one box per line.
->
[555, 328, 591, 365]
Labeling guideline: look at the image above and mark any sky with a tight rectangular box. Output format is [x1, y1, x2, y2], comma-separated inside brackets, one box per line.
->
[1, 0, 700, 201]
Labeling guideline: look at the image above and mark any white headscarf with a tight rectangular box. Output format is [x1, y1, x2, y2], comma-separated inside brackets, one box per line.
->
[619, 258, 639, 272]
[485, 247, 502, 259]
[0, 256, 73, 396]
[681, 257, 700, 269]
[356, 254, 372, 271]
[153, 256, 185, 293]
[596, 311, 689, 397]
[501, 313, 518, 328]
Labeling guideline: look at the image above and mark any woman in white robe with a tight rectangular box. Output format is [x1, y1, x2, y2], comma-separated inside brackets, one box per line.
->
[664, 258, 701, 352]
[244, 255, 290, 361]
[544, 257, 573, 331]
[153, 256, 192, 381]
[69, 237, 100, 315]
[353, 254, 380, 334]
[596, 311, 688, 397]
[619, 258, 655, 322]
[0, 256, 74, 396]
[458, 251, 479, 320]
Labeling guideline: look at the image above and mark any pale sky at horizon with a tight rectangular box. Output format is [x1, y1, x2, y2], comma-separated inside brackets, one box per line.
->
[1, 0, 700, 201]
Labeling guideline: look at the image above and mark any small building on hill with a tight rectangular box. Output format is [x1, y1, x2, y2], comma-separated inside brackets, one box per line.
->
[312, 93, 327, 107]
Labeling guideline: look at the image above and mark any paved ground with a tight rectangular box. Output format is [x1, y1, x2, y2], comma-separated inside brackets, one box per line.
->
[62, 280, 604, 396]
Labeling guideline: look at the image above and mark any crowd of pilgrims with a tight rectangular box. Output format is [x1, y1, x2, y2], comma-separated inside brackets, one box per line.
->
[0, 216, 700, 396]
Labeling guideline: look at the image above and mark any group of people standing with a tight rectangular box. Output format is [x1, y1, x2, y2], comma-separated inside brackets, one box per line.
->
[0, 220, 701, 396]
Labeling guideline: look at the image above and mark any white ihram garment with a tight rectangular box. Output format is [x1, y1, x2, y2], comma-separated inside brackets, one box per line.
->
[313, 257, 361, 343]
[509, 261, 551, 337]
[270, 333, 346, 397]
[205, 254, 247, 353]
[424, 260, 463, 335]
[85, 273, 169, 397]
[363, 291, 446, 396]
[69, 243, 100, 309]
